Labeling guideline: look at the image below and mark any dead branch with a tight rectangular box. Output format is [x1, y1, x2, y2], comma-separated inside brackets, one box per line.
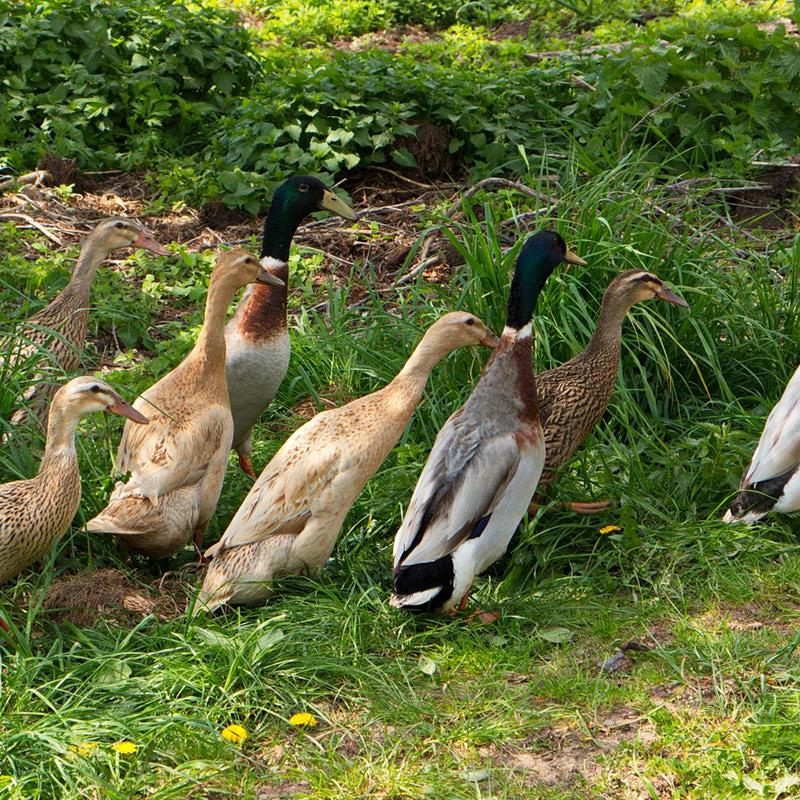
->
[0, 212, 62, 245]
[0, 170, 51, 193]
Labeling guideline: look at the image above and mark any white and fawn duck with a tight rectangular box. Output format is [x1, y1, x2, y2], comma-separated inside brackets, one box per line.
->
[390, 231, 585, 616]
[0, 377, 146, 584]
[531, 269, 688, 513]
[225, 176, 357, 478]
[3, 218, 167, 429]
[197, 311, 498, 613]
[87, 250, 283, 559]
[724, 364, 800, 524]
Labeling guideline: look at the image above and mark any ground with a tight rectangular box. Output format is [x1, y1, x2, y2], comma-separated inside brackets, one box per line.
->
[1, 0, 800, 798]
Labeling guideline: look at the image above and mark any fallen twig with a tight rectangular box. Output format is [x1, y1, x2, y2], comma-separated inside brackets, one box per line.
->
[0, 212, 62, 245]
[0, 170, 51, 193]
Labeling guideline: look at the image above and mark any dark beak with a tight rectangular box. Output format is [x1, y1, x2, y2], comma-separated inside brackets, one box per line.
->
[134, 229, 170, 256]
[108, 398, 149, 424]
[320, 188, 358, 221]
[655, 285, 689, 308]
[256, 261, 286, 287]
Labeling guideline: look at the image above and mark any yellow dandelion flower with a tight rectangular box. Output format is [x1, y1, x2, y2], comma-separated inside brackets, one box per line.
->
[70, 742, 100, 757]
[288, 712, 317, 728]
[221, 723, 248, 744]
[111, 741, 137, 755]
[599, 524, 621, 535]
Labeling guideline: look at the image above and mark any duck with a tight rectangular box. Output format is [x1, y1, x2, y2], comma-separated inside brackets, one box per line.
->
[531, 269, 688, 513]
[86, 249, 283, 559]
[225, 175, 357, 478]
[3, 218, 168, 429]
[196, 310, 499, 612]
[724, 364, 800, 523]
[390, 230, 585, 616]
[0, 376, 146, 584]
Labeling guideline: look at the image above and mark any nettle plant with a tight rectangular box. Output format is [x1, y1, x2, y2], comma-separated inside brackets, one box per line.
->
[0, 0, 262, 169]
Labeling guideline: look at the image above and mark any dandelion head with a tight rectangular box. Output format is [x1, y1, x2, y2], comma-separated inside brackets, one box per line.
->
[288, 712, 317, 728]
[221, 723, 248, 744]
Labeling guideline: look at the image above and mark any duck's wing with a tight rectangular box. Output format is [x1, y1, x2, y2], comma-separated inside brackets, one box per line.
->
[743, 365, 800, 486]
[393, 410, 523, 568]
[209, 414, 346, 554]
[116, 402, 231, 501]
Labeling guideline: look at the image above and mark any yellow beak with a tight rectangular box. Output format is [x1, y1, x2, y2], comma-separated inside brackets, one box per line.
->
[564, 247, 587, 266]
[320, 189, 358, 221]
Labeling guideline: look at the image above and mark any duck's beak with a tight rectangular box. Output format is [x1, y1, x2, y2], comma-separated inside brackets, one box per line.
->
[482, 331, 501, 349]
[256, 261, 286, 287]
[656, 284, 689, 308]
[320, 188, 358, 221]
[134, 229, 170, 256]
[108, 398, 148, 424]
[563, 247, 587, 267]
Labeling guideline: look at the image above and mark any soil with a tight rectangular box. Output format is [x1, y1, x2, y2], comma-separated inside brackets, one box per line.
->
[40, 567, 187, 626]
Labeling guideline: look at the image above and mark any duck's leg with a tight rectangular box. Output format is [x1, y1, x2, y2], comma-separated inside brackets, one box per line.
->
[528, 497, 612, 515]
[193, 526, 209, 564]
[237, 452, 257, 480]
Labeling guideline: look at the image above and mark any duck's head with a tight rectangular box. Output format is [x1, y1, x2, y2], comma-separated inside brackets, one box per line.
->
[506, 230, 586, 331]
[723, 490, 772, 525]
[90, 218, 170, 256]
[426, 311, 500, 352]
[55, 376, 148, 423]
[607, 269, 688, 309]
[262, 177, 357, 262]
[271, 176, 357, 224]
[212, 248, 286, 290]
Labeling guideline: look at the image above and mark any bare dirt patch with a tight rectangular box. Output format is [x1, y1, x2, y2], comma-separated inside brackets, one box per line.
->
[478, 707, 657, 789]
[255, 783, 311, 800]
[39, 567, 187, 626]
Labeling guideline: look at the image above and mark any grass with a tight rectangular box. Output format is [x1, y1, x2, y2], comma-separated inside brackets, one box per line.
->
[1, 0, 800, 797]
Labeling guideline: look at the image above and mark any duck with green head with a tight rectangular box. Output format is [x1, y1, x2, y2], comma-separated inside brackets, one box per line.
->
[390, 230, 585, 616]
[225, 176, 357, 478]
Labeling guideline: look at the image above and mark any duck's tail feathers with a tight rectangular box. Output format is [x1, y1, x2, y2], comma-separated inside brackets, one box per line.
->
[389, 587, 441, 610]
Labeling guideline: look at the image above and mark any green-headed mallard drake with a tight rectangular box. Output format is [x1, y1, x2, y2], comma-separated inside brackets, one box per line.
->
[532, 269, 688, 513]
[3, 218, 167, 429]
[0, 376, 146, 584]
[86, 250, 283, 559]
[225, 176, 357, 478]
[197, 311, 499, 613]
[724, 364, 800, 523]
[390, 230, 585, 615]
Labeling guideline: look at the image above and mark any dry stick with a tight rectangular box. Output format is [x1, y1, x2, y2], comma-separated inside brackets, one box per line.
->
[0, 170, 51, 193]
[0, 213, 62, 245]
[366, 166, 456, 190]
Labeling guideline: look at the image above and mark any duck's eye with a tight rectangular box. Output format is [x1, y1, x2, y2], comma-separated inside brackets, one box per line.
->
[465, 318, 475, 326]
[298, 183, 309, 192]
[90, 385, 101, 393]
[115, 222, 125, 229]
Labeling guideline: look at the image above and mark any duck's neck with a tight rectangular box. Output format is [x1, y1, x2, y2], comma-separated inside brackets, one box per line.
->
[188, 276, 239, 386]
[234, 198, 300, 340]
[390, 332, 459, 406]
[234, 258, 288, 340]
[38, 405, 80, 476]
[63, 233, 110, 298]
[583, 291, 632, 357]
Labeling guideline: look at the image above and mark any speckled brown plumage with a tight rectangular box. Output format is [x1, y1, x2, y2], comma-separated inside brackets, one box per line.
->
[535, 269, 688, 487]
[0, 376, 145, 584]
[3, 219, 166, 429]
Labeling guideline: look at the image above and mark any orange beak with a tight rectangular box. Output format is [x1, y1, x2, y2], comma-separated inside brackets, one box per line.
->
[134, 229, 170, 256]
[108, 399, 149, 424]
[482, 331, 501, 349]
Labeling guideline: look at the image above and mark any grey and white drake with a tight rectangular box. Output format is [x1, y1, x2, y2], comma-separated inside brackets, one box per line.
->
[390, 231, 586, 615]
[724, 364, 800, 523]
[225, 176, 357, 478]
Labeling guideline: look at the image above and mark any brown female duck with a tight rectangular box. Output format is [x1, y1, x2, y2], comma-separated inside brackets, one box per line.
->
[532, 269, 688, 513]
[4, 218, 167, 428]
[0, 376, 146, 584]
